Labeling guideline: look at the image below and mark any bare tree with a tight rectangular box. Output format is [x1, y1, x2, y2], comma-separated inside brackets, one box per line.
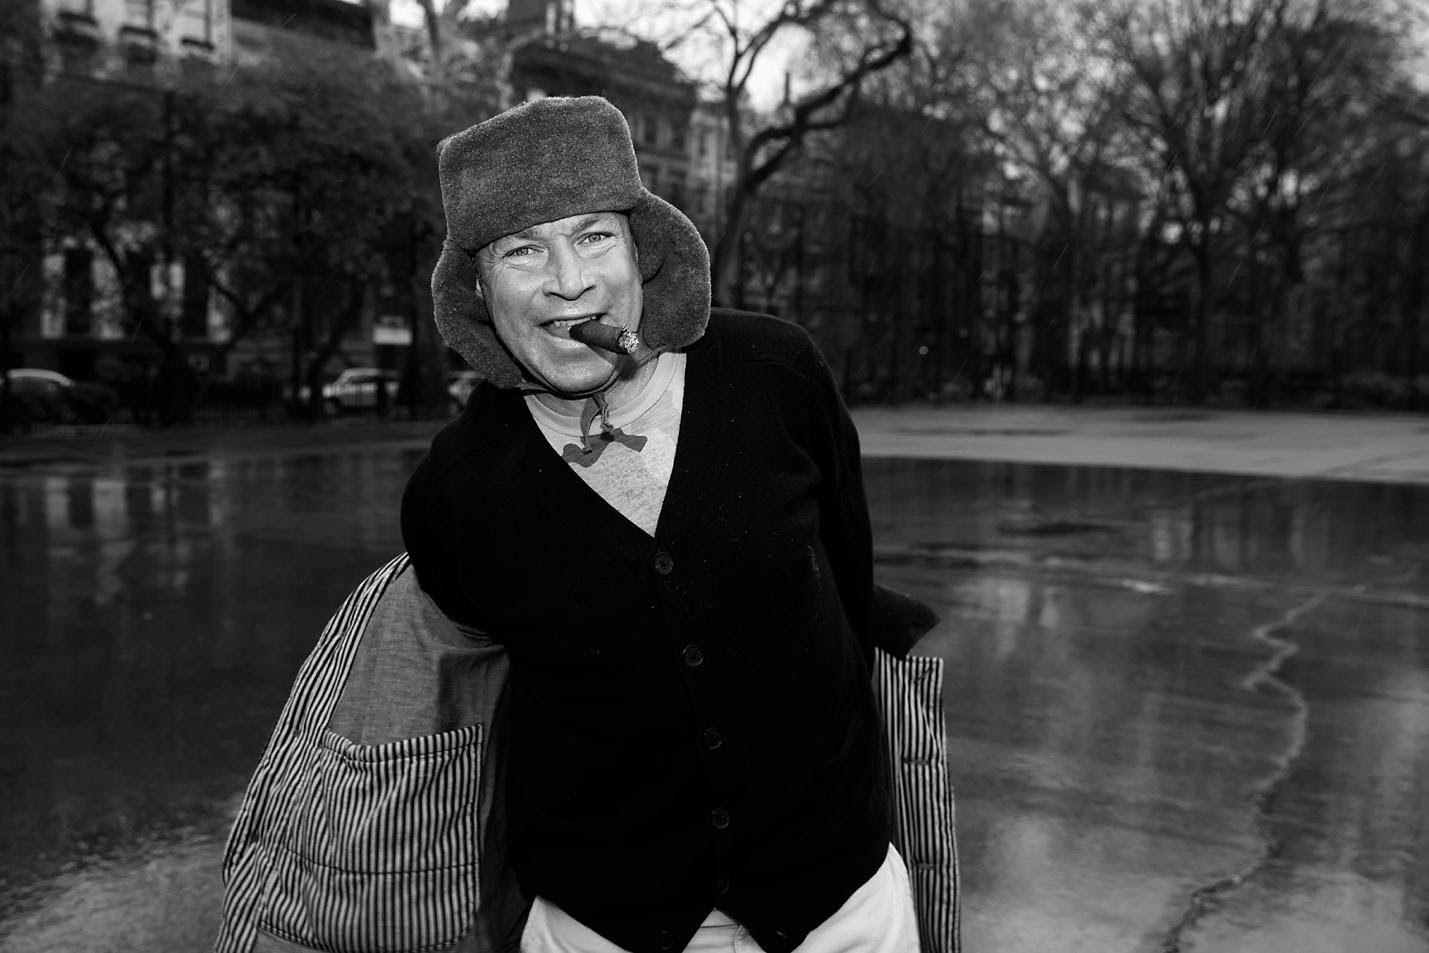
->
[805, 12, 996, 400]
[1294, 21, 1429, 407]
[659, 0, 915, 304]
[367, 0, 511, 113]
[966, 0, 1148, 398]
[1093, 0, 1293, 402]
[1090, 0, 1420, 404]
[1224, 0, 1406, 402]
[968, 0, 1126, 240]
[366, 0, 546, 414]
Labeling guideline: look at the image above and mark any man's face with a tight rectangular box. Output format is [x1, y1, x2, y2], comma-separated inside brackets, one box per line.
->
[477, 211, 643, 396]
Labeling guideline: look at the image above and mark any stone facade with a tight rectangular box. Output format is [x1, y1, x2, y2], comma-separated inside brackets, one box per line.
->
[14, 0, 387, 384]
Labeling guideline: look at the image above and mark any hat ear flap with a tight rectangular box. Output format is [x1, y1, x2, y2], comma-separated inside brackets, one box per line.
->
[630, 192, 711, 352]
[432, 239, 525, 389]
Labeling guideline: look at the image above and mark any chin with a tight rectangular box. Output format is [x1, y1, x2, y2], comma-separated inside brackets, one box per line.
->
[540, 362, 620, 396]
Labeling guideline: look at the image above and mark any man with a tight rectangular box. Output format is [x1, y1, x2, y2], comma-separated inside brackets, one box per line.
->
[215, 96, 956, 953]
[402, 96, 917, 953]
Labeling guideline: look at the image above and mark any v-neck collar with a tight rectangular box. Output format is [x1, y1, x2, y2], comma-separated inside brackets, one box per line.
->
[502, 318, 724, 554]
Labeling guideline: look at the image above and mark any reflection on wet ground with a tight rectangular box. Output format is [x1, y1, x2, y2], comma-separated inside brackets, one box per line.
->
[1, 450, 1425, 952]
[863, 460, 1429, 953]
[0, 450, 422, 953]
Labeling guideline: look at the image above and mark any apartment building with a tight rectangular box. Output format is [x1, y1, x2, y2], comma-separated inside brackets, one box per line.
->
[45, 0, 228, 65]
[508, 16, 699, 215]
[686, 97, 738, 249]
[10, 0, 387, 385]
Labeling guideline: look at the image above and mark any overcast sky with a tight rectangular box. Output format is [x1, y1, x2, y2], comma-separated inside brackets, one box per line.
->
[377, 0, 796, 107]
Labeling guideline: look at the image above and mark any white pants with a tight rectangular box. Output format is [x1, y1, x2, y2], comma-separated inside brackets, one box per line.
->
[520, 845, 921, 953]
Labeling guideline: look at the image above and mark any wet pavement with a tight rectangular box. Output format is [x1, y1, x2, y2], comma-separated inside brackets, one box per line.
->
[0, 409, 1426, 953]
[867, 460, 1429, 953]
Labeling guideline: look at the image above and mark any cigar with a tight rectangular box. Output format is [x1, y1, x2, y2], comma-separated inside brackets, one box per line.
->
[570, 321, 640, 355]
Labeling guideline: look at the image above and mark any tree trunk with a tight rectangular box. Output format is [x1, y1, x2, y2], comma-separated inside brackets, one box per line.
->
[1404, 212, 1426, 411]
[712, 186, 754, 307]
[1192, 243, 1212, 404]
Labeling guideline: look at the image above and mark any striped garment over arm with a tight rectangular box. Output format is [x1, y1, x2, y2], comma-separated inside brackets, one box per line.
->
[214, 558, 959, 953]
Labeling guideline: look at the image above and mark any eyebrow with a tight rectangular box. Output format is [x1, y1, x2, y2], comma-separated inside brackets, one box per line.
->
[505, 214, 618, 243]
[573, 213, 619, 231]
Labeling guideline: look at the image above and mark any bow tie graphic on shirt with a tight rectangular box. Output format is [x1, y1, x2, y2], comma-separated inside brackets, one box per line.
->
[561, 395, 647, 467]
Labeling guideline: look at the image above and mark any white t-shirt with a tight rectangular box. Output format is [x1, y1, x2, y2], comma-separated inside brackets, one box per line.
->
[524, 351, 686, 537]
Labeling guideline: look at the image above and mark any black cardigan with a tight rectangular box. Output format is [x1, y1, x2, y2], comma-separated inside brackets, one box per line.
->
[402, 309, 891, 953]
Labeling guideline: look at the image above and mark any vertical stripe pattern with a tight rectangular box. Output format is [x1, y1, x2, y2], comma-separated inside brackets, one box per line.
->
[260, 725, 483, 951]
[873, 649, 961, 953]
[216, 558, 960, 953]
[215, 555, 488, 953]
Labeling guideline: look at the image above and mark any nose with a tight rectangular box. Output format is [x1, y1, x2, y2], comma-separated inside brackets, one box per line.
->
[545, 241, 594, 301]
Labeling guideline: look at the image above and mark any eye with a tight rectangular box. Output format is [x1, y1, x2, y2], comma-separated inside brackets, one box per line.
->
[502, 244, 538, 259]
[576, 231, 614, 246]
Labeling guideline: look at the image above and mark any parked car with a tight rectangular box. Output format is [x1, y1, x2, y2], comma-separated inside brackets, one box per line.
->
[446, 370, 482, 412]
[2, 368, 118, 425]
[291, 368, 400, 415]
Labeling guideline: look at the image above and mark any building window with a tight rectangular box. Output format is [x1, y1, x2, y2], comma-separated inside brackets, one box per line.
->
[55, 0, 100, 43]
[640, 114, 658, 147]
[62, 248, 94, 336]
[125, 0, 155, 29]
[179, 0, 214, 46]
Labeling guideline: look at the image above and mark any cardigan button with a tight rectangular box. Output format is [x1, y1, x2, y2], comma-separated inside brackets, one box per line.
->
[653, 551, 675, 574]
[702, 727, 723, 750]
[682, 644, 705, 667]
[714, 873, 731, 895]
[655, 930, 675, 950]
[711, 807, 731, 829]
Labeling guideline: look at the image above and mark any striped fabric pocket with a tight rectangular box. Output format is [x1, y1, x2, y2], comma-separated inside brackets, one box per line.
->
[257, 724, 485, 953]
[873, 649, 961, 953]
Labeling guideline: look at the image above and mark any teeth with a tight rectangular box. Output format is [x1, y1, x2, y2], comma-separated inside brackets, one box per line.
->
[549, 317, 595, 330]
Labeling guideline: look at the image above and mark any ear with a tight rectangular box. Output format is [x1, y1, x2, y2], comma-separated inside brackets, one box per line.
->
[470, 250, 489, 302]
[621, 213, 639, 266]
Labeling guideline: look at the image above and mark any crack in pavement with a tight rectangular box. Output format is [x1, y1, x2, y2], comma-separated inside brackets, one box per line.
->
[1157, 591, 1327, 953]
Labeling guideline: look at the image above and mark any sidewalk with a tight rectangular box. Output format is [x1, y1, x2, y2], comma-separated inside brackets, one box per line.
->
[851, 404, 1429, 484]
[2, 404, 1427, 484]
[0, 417, 439, 469]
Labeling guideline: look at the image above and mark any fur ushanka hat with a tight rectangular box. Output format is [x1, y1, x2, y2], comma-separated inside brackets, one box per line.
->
[431, 96, 712, 389]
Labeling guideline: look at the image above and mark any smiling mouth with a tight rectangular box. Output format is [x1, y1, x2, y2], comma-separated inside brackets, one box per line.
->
[544, 315, 602, 338]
